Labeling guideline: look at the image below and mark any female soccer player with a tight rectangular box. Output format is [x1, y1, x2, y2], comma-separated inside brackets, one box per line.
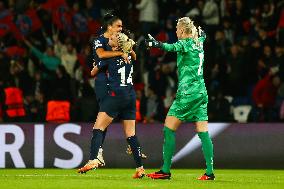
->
[78, 33, 145, 179]
[91, 13, 129, 166]
[146, 17, 215, 180]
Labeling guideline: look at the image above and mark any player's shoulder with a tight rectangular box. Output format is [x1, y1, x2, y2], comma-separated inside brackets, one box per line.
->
[185, 38, 204, 51]
[93, 35, 108, 49]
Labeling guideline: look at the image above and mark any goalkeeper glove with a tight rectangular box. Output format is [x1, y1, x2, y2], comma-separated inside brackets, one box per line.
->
[145, 34, 163, 48]
[198, 26, 206, 38]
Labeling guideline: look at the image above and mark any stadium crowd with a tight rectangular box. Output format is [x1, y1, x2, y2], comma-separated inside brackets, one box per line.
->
[0, 0, 283, 123]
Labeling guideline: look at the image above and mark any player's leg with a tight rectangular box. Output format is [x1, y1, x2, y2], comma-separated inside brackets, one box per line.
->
[122, 120, 145, 178]
[90, 112, 113, 161]
[94, 84, 109, 165]
[147, 115, 182, 179]
[195, 121, 215, 180]
[126, 145, 147, 159]
[121, 94, 145, 178]
[162, 116, 182, 173]
[78, 112, 113, 173]
[90, 123, 107, 166]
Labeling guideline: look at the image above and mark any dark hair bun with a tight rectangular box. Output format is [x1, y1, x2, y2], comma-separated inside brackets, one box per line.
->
[103, 13, 114, 22]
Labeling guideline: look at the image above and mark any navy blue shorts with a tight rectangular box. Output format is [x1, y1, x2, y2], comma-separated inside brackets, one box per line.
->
[100, 94, 136, 120]
[95, 83, 108, 107]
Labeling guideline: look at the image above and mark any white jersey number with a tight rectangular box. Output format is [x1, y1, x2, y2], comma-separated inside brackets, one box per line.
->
[198, 52, 204, 75]
[118, 66, 133, 86]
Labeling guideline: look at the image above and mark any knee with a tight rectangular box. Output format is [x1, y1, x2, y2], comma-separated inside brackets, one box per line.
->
[93, 123, 106, 131]
[125, 129, 135, 138]
[195, 121, 208, 132]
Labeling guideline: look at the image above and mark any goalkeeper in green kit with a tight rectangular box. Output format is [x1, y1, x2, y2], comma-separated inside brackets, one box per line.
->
[146, 17, 215, 180]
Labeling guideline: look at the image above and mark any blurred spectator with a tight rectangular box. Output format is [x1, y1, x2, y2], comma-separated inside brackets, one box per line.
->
[222, 17, 235, 44]
[202, 0, 219, 41]
[141, 86, 165, 123]
[72, 82, 98, 122]
[226, 45, 246, 96]
[185, 0, 204, 25]
[84, 0, 101, 20]
[8, 58, 34, 96]
[23, 38, 61, 76]
[24, 91, 46, 122]
[231, 0, 250, 37]
[251, 72, 281, 121]
[208, 91, 233, 122]
[214, 30, 231, 60]
[136, 0, 159, 36]
[0, 52, 10, 81]
[53, 35, 77, 78]
[273, 43, 284, 80]
[77, 44, 93, 81]
[51, 65, 72, 101]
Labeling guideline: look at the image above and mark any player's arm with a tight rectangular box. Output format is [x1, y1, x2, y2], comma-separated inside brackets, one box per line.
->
[146, 34, 185, 52]
[130, 49, 137, 61]
[93, 38, 125, 59]
[96, 48, 125, 59]
[90, 60, 108, 77]
[161, 41, 185, 52]
[90, 65, 99, 77]
[96, 48, 131, 64]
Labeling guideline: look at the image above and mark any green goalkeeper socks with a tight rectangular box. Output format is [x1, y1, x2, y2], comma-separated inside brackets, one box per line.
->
[198, 131, 214, 175]
[161, 127, 176, 173]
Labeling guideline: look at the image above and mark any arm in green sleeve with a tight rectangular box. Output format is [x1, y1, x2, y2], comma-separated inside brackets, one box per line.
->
[162, 41, 185, 52]
[31, 47, 46, 60]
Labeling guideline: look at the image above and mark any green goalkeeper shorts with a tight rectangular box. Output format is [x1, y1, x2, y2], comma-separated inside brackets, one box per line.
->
[167, 92, 208, 122]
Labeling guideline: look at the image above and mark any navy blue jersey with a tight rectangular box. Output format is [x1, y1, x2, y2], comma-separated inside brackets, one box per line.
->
[97, 55, 135, 96]
[92, 35, 112, 84]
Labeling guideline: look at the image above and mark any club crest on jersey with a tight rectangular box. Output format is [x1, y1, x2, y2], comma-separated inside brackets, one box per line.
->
[94, 40, 102, 48]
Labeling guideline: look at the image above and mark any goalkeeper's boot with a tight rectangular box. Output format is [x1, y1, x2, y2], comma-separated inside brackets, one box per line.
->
[97, 148, 105, 167]
[126, 145, 148, 159]
[147, 170, 171, 179]
[132, 167, 145, 179]
[197, 173, 215, 180]
[77, 159, 100, 174]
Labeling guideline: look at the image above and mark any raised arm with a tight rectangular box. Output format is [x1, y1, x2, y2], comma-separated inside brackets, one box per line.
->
[23, 39, 46, 60]
[146, 34, 185, 52]
[161, 41, 185, 52]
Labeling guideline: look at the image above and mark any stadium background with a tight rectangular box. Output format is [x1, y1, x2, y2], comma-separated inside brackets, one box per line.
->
[0, 0, 284, 169]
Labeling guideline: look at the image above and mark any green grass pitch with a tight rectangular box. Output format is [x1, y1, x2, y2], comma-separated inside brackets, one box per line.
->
[0, 169, 283, 189]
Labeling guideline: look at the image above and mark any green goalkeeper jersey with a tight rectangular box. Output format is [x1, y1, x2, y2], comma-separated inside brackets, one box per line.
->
[161, 37, 207, 97]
